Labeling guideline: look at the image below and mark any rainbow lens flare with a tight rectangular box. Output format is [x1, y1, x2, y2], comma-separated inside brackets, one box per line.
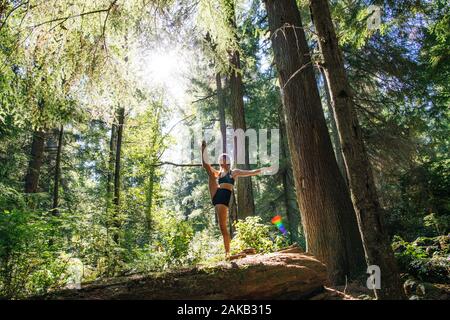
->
[271, 215, 287, 235]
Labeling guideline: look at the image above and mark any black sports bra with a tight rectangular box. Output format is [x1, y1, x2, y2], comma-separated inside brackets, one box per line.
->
[218, 170, 235, 185]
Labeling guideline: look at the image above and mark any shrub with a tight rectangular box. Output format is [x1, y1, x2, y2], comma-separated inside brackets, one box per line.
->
[392, 235, 450, 283]
[0, 208, 69, 299]
[153, 213, 194, 267]
[231, 216, 289, 254]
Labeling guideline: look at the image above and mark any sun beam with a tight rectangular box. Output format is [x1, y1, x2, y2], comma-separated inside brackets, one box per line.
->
[136, 47, 190, 105]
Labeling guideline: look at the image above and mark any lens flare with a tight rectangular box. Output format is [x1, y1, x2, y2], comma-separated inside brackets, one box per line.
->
[271, 215, 287, 235]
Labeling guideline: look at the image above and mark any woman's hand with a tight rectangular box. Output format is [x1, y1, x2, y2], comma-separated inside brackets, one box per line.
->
[260, 166, 276, 175]
[201, 140, 210, 167]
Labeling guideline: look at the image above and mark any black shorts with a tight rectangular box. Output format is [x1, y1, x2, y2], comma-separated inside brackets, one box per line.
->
[212, 188, 232, 207]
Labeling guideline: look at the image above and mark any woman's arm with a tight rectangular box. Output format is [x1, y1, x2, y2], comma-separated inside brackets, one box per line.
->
[232, 167, 272, 178]
[201, 141, 219, 177]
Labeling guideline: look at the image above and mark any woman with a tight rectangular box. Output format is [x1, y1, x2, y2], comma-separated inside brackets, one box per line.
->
[201, 140, 271, 259]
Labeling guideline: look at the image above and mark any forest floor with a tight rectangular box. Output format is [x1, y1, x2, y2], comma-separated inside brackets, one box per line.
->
[328, 278, 450, 300]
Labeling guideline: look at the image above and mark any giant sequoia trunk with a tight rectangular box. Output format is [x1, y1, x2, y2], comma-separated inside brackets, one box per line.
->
[24, 130, 46, 193]
[264, 0, 365, 284]
[309, 0, 405, 299]
[51, 126, 64, 215]
[225, 0, 255, 219]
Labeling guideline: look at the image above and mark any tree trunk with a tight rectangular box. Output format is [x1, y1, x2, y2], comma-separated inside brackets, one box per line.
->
[145, 165, 155, 236]
[216, 72, 236, 234]
[106, 122, 117, 202]
[319, 68, 347, 184]
[309, 0, 405, 299]
[216, 72, 227, 154]
[24, 130, 46, 193]
[113, 108, 124, 209]
[278, 105, 301, 244]
[51, 125, 64, 215]
[113, 107, 125, 243]
[224, 0, 255, 219]
[41, 247, 328, 300]
[264, 0, 366, 284]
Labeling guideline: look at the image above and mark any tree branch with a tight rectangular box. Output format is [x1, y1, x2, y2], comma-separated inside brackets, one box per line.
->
[31, 1, 117, 29]
[191, 92, 217, 104]
[0, 0, 29, 32]
[151, 162, 202, 167]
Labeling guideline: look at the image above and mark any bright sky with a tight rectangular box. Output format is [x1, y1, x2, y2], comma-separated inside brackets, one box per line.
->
[135, 46, 191, 106]
[132, 42, 200, 179]
[129, 0, 262, 171]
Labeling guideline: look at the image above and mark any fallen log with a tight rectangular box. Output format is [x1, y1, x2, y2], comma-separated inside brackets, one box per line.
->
[39, 247, 327, 300]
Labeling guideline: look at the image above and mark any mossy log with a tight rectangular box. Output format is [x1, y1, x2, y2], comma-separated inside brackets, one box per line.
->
[39, 247, 327, 300]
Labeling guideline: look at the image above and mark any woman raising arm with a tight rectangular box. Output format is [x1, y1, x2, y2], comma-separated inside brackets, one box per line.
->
[201, 140, 272, 260]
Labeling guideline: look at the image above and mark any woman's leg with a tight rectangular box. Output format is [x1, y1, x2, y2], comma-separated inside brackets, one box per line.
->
[206, 170, 218, 200]
[201, 148, 218, 199]
[216, 204, 231, 255]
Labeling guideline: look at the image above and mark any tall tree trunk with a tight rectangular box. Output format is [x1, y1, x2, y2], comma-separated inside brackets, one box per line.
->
[51, 125, 64, 215]
[216, 73, 227, 154]
[107, 121, 117, 208]
[216, 72, 236, 231]
[278, 105, 300, 244]
[113, 107, 125, 242]
[224, 0, 255, 219]
[114, 107, 124, 208]
[319, 68, 347, 184]
[145, 165, 155, 237]
[309, 0, 405, 299]
[264, 0, 365, 284]
[24, 130, 46, 193]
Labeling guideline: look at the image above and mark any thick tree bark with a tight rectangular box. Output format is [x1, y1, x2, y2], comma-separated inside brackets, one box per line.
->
[24, 130, 46, 193]
[309, 0, 405, 299]
[264, 0, 366, 284]
[319, 68, 347, 184]
[278, 105, 301, 244]
[51, 125, 64, 215]
[41, 247, 328, 300]
[224, 0, 255, 219]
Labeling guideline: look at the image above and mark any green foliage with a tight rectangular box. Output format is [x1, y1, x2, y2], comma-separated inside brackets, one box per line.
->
[385, 157, 450, 239]
[231, 216, 289, 254]
[0, 189, 69, 299]
[0, 0, 449, 299]
[125, 210, 198, 274]
[424, 213, 450, 235]
[197, 0, 241, 73]
[392, 235, 450, 283]
[155, 214, 194, 265]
